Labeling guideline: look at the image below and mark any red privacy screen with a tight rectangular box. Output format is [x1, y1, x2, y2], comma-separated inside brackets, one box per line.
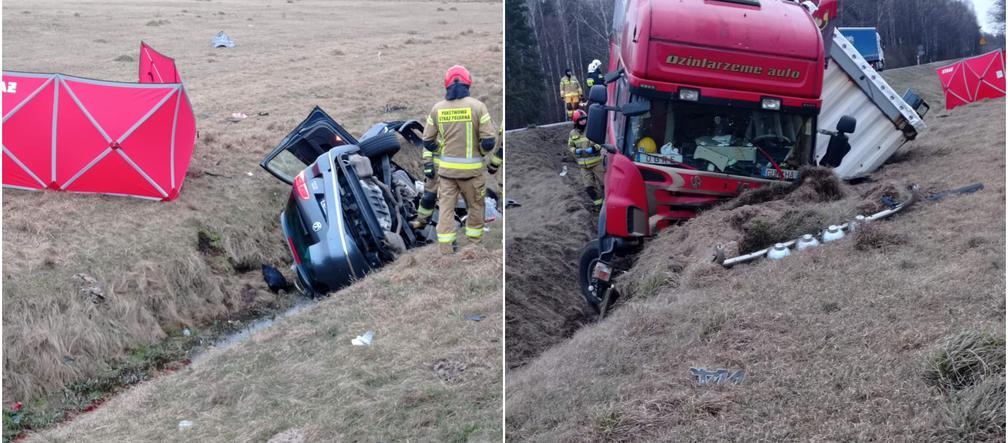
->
[2, 42, 195, 201]
[936, 50, 1006, 111]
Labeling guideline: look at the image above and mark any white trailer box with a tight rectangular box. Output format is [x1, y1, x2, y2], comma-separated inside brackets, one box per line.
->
[816, 29, 927, 180]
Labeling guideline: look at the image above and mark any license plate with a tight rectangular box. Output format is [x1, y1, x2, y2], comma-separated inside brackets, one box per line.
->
[592, 262, 612, 282]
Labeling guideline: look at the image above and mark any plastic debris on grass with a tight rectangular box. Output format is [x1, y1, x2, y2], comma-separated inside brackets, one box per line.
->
[690, 367, 746, 385]
[351, 331, 374, 346]
[212, 31, 235, 48]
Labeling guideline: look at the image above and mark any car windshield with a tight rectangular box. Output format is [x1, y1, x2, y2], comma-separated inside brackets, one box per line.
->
[622, 96, 815, 180]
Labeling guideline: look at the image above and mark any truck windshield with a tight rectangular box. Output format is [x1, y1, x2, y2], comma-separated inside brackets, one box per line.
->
[622, 96, 815, 180]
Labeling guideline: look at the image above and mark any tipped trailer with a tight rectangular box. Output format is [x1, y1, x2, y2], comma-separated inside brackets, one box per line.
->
[818, 27, 928, 180]
[577, 0, 928, 314]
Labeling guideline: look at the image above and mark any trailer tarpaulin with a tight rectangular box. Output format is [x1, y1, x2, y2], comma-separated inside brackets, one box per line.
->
[936, 50, 1006, 111]
[2, 42, 195, 200]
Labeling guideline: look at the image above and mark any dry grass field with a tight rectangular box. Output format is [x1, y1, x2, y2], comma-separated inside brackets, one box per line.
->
[2, 0, 502, 438]
[25, 227, 503, 442]
[505, 62, 1005, 441]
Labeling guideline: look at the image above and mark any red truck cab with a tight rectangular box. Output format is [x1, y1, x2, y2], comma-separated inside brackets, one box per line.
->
[580, 0, 831, 312]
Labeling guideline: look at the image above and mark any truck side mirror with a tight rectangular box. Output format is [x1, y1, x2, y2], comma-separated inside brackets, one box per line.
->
[836, 115, 856, 134]
[588, 84, 607, 105]
[821, 115, 857, 168]
[621, 100, 650, 117]
[586, 104, 607, 144]
[603, 68, 624, 84]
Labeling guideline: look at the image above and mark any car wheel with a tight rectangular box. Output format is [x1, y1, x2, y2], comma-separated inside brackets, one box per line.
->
[358, 132, 401, 159]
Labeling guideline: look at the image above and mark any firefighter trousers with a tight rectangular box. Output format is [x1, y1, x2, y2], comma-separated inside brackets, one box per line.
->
[580, 162, 605, 206]
[436, 174, 486, 253]
[416, 175, 439, 221]
[563, 94, 580, 117]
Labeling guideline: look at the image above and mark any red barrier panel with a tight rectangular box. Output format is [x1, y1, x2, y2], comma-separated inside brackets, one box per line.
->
[936, 50, 1006, 111]
[2, 43, 195, 200]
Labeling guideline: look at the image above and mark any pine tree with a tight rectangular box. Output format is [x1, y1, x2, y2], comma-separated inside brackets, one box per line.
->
[505, 0, 547, 129]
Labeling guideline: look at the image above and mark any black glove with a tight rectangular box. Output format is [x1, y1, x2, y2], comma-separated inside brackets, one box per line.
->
[423, 162, 435, 178]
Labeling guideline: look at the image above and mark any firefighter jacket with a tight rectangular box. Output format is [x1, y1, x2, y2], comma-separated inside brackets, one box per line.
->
[568, 128, 602, 167]
[422, 96, 496, 179]
[560, 75, 582, 98]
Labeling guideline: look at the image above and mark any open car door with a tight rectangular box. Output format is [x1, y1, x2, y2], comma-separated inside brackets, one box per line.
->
[260, 106, 358, 185]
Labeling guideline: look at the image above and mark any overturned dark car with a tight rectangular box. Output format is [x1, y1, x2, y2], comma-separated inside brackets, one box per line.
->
[260, 107, 435, 296]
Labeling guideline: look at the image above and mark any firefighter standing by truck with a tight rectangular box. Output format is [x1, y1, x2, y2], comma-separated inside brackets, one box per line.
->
[568, 109, 604, 208]
[422, 65, 497, 254]
[559, 68, 583, 119]
[585, 59, 604, 88]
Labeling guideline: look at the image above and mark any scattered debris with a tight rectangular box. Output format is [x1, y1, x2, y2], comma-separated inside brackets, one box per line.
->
[262, 265, 290, 293]
[257, 111, 269, 116]
[182, 328, 192, 337]
[212, 31, 235, 48]
[73, 273, 105, 303]
[505, 199, 521, 209]
[178, 420, 194, 431]
[433, 359, 467, 383]
[465, 314, 485, 322]
[228, 112, 248, 122]
[245, 171, 254, 177]
[351, 331, 374, 346]
[925, 182, 983, 202]
[267, 428, 306, 443]
[559, 165, 568, 176]
[690, 367, 746, 385]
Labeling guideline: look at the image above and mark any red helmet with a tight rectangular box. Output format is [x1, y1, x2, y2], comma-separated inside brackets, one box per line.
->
[572, 109, 588, 124]
[444, 65, 472, 88]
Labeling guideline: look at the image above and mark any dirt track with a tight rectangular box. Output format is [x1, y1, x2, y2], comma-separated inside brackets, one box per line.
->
[504, 124, 596, 368]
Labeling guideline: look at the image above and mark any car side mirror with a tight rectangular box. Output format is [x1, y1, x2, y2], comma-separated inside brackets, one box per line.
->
[586, 104, 607, 144]
[836, 115, 856, 134]
[621, 100, 651, 117]
[588, 84, 607, 105]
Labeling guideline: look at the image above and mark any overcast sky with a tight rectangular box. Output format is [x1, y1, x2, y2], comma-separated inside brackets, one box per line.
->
[971, 0, 1002, 33]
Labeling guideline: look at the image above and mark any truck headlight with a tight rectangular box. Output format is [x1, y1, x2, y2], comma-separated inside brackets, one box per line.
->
[761, 97, 782, 110]
[678, 88, 700, 102]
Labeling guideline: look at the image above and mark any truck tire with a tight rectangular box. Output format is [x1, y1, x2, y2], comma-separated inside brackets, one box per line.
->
[358, 132, 401, 159]
[578, 239, 603, 313]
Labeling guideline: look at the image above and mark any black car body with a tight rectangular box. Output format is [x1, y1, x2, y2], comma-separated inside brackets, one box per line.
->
[261, 107, 432, 295]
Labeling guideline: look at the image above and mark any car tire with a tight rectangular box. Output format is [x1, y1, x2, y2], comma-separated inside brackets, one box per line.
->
[578, 239, 603, 313]
[358, 132, 401, 159]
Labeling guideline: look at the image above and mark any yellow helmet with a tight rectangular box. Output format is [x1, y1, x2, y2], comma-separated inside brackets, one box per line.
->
[637, 136, 657, 153]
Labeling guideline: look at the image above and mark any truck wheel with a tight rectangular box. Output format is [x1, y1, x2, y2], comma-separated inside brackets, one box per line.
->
[578, 239, 603, 313]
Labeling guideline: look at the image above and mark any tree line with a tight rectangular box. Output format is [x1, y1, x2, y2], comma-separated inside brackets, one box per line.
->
[506, 0, 1006, 128]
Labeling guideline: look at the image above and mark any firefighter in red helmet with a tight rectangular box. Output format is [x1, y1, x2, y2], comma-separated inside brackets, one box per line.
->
[567, 109, 604, 208]
[421, 65, 497, 254]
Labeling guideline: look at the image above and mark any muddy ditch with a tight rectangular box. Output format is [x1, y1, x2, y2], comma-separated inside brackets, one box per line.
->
[504, 125, 597, 369]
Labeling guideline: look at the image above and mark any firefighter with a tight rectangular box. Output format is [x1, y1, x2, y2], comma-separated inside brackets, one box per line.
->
[568, 109, 604, 208]
[422, 65, 496, 254]
[559, 68, 583, 119]
[409, 147, 439, 229]
[586, 59, 604, 88]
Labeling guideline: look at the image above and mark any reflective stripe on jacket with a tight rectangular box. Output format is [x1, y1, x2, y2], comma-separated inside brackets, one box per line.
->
[568, 129, 602, 167]
[422, 96, 495, 179]
[560, 76, 582, 97]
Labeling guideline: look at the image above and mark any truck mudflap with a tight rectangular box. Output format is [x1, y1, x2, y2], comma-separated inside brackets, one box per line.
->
[817, 29, 927, 180]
